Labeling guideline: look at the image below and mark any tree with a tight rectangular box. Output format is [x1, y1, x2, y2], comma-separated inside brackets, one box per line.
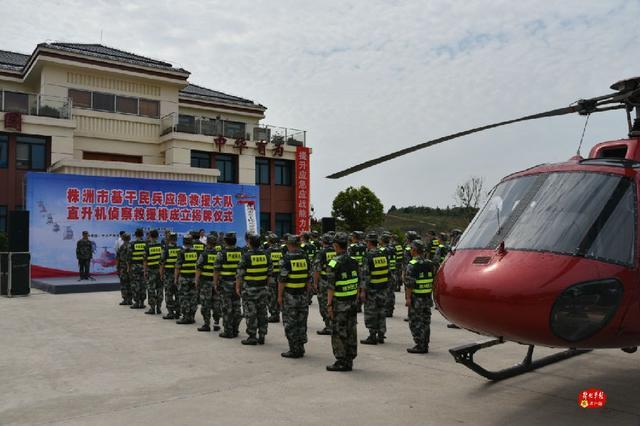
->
[455, 177, 484, 209]
[331, 186, 384, 231]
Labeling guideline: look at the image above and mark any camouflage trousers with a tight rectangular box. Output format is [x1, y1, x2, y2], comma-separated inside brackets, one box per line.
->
[331, 299, 358, 363]
[130, 263, 146, 304]
[385, 273, 396, 316]
[118, 266, 132, 302]
[409, 295, 433, 349]
[163, 269, 180, 316]
[395, 269, 403, 291]
[364, 287, 387, 335]
[199, 279, 221, 326]
[317, 278, 331, 328]
[220, 282, 241, 334]
[267, 278, 280, 317]
[178, 276, 198, 320]
[242, 285, 269, 337]
[146, 267, 163, 309]
[282, 291, 309, 349]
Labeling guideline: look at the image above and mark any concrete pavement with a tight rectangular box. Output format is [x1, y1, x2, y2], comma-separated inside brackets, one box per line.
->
[0, 290, 638, 425]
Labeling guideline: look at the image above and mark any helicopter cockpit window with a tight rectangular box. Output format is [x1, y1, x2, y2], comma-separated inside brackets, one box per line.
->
[457, 172, 636, 266]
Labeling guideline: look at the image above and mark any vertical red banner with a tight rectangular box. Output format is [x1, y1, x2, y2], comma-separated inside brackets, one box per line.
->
[295, 146, 311, 234]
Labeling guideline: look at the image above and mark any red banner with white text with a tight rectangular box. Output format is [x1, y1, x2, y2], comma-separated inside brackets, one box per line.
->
[295, 146, 311, 234]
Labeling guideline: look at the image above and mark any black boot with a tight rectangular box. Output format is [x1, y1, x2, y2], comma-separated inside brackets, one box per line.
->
[407, 345, 428, 354]
[213, 320, 221, 331]
[268, 315, 280, 323]
[377, 333, 386, 344]
[219, 330, 235, 338]
[241, 335, 258, 345]
[156, 306, 162, 315]
[385, 311, 393, 318]
[317, 327, 332, 335]
[197, 324, 211, 332]
[360, 333, 378, 345]
[130, 302, 139, 309]
[447, 323, 460, 329]
[145, 306, 156, 315]
[281, 344, 303, 358]
[326, 360, 352, 372]
[257, 334, 265, 345]
[119, 300, 128, 306]
[176, 317, 192, 324]
[162, 312, 175, 320]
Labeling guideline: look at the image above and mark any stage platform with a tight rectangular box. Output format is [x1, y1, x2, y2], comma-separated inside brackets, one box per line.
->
[31, 275, 120, 294]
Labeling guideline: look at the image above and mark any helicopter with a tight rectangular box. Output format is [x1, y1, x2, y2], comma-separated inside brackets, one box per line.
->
[92, 247, 116, 268]
[327, 76, 640, 381]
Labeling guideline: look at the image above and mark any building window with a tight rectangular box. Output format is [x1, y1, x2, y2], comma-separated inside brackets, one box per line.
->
[256, 158, 270, 185]
[216, 154, 237, 183]
[178, 115, 196, 133]
[4, 91, 29, 113]
[260, 212, 271, 232]
[223, 121, 246, 139]
[15, 136, 47, 170]
[139, 99, 160, 118]
[0, 134, 7, 168]
[92, 92, 115, 112]
[191, 150, 212, 168]
[0, 205, 6, 233]
[116, 96, 138, 115]
[68, 89, 92, 108]
[275, 213, 293, 236]
[274, 160, 292, 186]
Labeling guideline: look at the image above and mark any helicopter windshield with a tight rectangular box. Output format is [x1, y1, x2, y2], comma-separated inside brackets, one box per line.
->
[456, 171, 636, 266]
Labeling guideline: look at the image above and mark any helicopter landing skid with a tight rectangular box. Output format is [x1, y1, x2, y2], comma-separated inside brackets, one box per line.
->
[449, 338, 592, 381]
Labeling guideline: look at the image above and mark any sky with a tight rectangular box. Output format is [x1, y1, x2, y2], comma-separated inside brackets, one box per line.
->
[2, 0, 640, 217]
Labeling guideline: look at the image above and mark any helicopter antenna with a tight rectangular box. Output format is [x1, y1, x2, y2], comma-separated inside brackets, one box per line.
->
[576, 113, 591, 156]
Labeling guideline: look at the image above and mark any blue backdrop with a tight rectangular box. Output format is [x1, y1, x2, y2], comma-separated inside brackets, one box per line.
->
[25, 172, 259, 276]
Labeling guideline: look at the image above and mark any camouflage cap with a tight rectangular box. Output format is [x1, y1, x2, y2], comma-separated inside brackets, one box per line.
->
[269, 233, 280, 243]
[411, 239, 425, 252]
[183, 234, 193, 244]
[365, 231, 378, 242]
[333, 232, 349, 245]
[168, 232, 177, 240]
[122, 232, 131, 241]
[206, 234, 217, 244]
[286, 234, 300, 245]
[247, 233, 261, 247]
[380, 232, 391, 243]
[321, 233, 333, 244]
[405, 230, 419, 241]
[209, 230, 219, 238]
[224, 232, 236, 239]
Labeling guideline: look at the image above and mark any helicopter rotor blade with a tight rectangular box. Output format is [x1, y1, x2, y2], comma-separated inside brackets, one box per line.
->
[326, 105, 584, 179]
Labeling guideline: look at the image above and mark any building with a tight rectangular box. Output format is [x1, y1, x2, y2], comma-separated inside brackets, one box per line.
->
[0, 42, 309, 236]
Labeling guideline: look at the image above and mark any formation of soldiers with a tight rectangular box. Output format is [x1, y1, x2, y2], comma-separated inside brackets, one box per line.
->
[115, 227, 461, 372]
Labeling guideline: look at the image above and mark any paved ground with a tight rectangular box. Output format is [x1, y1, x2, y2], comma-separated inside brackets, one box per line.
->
[1, 290, 639, 426]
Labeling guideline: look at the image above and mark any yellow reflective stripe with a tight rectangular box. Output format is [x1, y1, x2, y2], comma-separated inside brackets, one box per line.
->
[247, 267, 268, 274]
[371, 269, 388, 276]
[289, 273, 308, 279]
[201, 271, 214, 277]
[220, 271, 236, 276]
[413, 288, 432, 294]
[370, 277, 389, 284]
[285, 282, 306, 288]
[164, 265, 175, 269]
[245, 275, 268, 281]
[336, 278, 358, 285]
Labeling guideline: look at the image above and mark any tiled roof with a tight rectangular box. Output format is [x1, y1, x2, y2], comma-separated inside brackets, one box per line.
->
[180, 83, 265, 110]
[0, 49, 30, 72]
[39, 43, 189, 74]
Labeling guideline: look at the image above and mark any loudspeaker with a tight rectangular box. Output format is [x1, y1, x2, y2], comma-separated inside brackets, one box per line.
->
[0, 253, 30, 296]
[8, 210, 29, 252]
[321, 217, 336, 234]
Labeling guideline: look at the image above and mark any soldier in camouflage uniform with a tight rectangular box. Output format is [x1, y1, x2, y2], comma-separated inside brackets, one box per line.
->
[267, 233, 282, 323]
[160, 233, 181, 320]
[214, 232, 243, 338]
[278, 235, 311, 358]
[300, 232, 317, 305]
[236, 233, 272, 345]
[405, 240, 436, 353]
[195, 235, 219, 332]
[348, 231, 366, 313]
[326, 232, 360, 372]
[128, 228, 147, 309]
[380, 232, 396, 318]
[116, 232, 132, 305]
[360, 232, 390, 345]
[175, 235, 198, 324]
[209, 231, 223, 331]
[313, 233, 336, 335]
[76, 231, 94, 280]
[144, 229, 164, 315]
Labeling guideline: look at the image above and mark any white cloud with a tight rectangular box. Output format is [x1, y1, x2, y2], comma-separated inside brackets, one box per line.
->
[2, 0, 639, 217]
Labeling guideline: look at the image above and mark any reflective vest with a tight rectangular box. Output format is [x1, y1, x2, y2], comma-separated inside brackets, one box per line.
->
[394, 244, 404, 262]
[349, 243, 365, 266]
[430, 239, 440, 256]
[284, 252, 309, 290]
[219, 248, 242, 281]
[329, 256, 359, 299]
[163, 246, 179, 269]
[369, 251, 389, 286]
[180, 249, 198, 276]
[201, 251, 217, 278]
[320, 248, 336, 277]
[410, 258, 433, 294]
[438, 244, 448, 263]
[302, 242, 317, 263]
[131, 241, 146, 264]
[385, 246, 397, 271]
[193, 242, 205, 255]
[244, 252, 269, 286]
[146, 242, 162, 267]
[270, 250, 283, 274]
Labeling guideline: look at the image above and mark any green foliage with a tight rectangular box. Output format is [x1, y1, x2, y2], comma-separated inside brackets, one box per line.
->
[384, 205, 476, 235]
[331, 186, 384, 232]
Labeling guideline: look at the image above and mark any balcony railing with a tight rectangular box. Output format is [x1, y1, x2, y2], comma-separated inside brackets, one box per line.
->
[161, 112, 306, 146]
[0, 90, 72, 119]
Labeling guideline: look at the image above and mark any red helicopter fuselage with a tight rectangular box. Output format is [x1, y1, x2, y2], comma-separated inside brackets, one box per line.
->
[436, 138, 640, 349]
